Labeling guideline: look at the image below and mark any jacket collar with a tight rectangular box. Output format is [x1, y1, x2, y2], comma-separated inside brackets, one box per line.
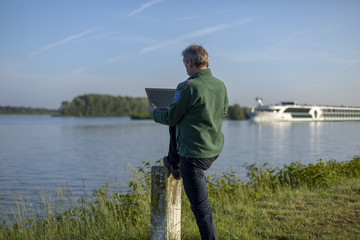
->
[188, 68, 211, 80]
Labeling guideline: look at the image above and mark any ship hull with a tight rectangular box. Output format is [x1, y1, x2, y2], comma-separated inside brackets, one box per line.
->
[249, 104, 360, 122]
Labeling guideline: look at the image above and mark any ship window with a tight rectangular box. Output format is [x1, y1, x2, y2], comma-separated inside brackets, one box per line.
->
[284, 108, 310, 113]
[256, 109, 280, 112]
[291, 114, 312, 118]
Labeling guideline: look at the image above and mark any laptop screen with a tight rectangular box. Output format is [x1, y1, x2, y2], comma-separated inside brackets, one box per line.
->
[145, 88, 176, 109]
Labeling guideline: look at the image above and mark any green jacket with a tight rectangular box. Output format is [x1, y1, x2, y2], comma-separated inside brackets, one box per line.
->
[153, 68, 228, 158]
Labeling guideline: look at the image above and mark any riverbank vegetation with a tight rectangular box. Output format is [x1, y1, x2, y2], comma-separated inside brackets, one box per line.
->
[60, 94, 250, 120]
[59, 94, 149, 117]
[130, 113, 153, 119]
[1, 156, 359, 239]
[1, 94, 250, 119]
[227, 104, 250, 120]
[0, 106, 58, 115]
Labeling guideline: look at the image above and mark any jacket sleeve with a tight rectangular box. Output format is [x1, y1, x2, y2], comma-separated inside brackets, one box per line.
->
[153, 88, 191, 126]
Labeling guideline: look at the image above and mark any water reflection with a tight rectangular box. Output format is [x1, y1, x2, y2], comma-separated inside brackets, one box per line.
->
[217, 120, 360, 178]
[249, 121, 329, 165]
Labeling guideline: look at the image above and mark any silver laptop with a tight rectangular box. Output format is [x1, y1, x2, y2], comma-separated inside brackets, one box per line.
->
[145, 88, 176, 110]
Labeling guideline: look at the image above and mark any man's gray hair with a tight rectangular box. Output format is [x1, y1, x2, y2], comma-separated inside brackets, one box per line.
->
[182, 44, 209, 67]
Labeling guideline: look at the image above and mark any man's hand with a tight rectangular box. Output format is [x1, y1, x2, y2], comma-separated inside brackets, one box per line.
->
[148, 103, 157, 116]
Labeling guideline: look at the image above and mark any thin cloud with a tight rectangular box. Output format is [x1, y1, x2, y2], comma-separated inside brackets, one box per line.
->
[30, 28, 97, 57]
[333, 57, 360, 74]
[125, 0, 165, 18]
[172, 15, 199, 22]
[140, 18, 254, 54]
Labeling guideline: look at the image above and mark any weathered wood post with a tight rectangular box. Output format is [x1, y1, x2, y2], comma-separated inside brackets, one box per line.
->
[151, 166, 181, 240]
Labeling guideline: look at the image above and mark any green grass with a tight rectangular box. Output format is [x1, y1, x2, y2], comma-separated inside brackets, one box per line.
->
[1, 156, 360, 239]
[209, 178, 360, 240]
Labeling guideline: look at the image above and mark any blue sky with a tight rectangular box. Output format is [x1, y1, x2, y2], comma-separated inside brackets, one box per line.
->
[1, 0, 359, 109]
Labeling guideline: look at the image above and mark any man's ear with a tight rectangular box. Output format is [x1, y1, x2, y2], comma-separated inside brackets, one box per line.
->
[188, 59, 194, 68]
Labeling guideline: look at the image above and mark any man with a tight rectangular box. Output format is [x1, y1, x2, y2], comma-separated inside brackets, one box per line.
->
[148, 44, 228, 240]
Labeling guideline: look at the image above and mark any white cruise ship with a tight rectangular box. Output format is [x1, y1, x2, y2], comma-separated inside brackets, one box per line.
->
[249, 98, 360, 122]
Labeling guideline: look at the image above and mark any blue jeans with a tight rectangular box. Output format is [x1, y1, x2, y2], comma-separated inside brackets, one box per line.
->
[167, 126, 179, 165]
[180, 156, 218, 240]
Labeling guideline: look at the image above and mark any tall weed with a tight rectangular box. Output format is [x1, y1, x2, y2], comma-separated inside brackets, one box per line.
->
[1, 156, 359, 239]
[246, 155, 360, 191]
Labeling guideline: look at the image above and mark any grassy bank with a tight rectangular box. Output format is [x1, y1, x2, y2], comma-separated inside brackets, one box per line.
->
[1, 157, 359, 239]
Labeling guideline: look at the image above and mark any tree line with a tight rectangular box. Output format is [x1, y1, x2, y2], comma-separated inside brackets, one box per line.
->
[0, 106, 58, 115]
[1, 94, 250, 120]
[60, 94, 249, 120]
[60, 94, 149, 117]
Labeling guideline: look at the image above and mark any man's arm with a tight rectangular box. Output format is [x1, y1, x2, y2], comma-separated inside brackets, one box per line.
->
[148, 103, 172, 125]
[148, 88, 190, 126]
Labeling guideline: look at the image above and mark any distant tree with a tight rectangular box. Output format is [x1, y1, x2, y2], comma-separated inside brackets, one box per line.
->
[60, 101, 70, 115]
[227, 104, 249, 120]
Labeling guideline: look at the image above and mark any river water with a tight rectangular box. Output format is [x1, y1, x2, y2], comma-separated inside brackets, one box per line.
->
[0, 116, 359, 213]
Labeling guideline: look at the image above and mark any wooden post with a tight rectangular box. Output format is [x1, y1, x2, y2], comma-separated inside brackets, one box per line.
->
[151, 166, 181, 240]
